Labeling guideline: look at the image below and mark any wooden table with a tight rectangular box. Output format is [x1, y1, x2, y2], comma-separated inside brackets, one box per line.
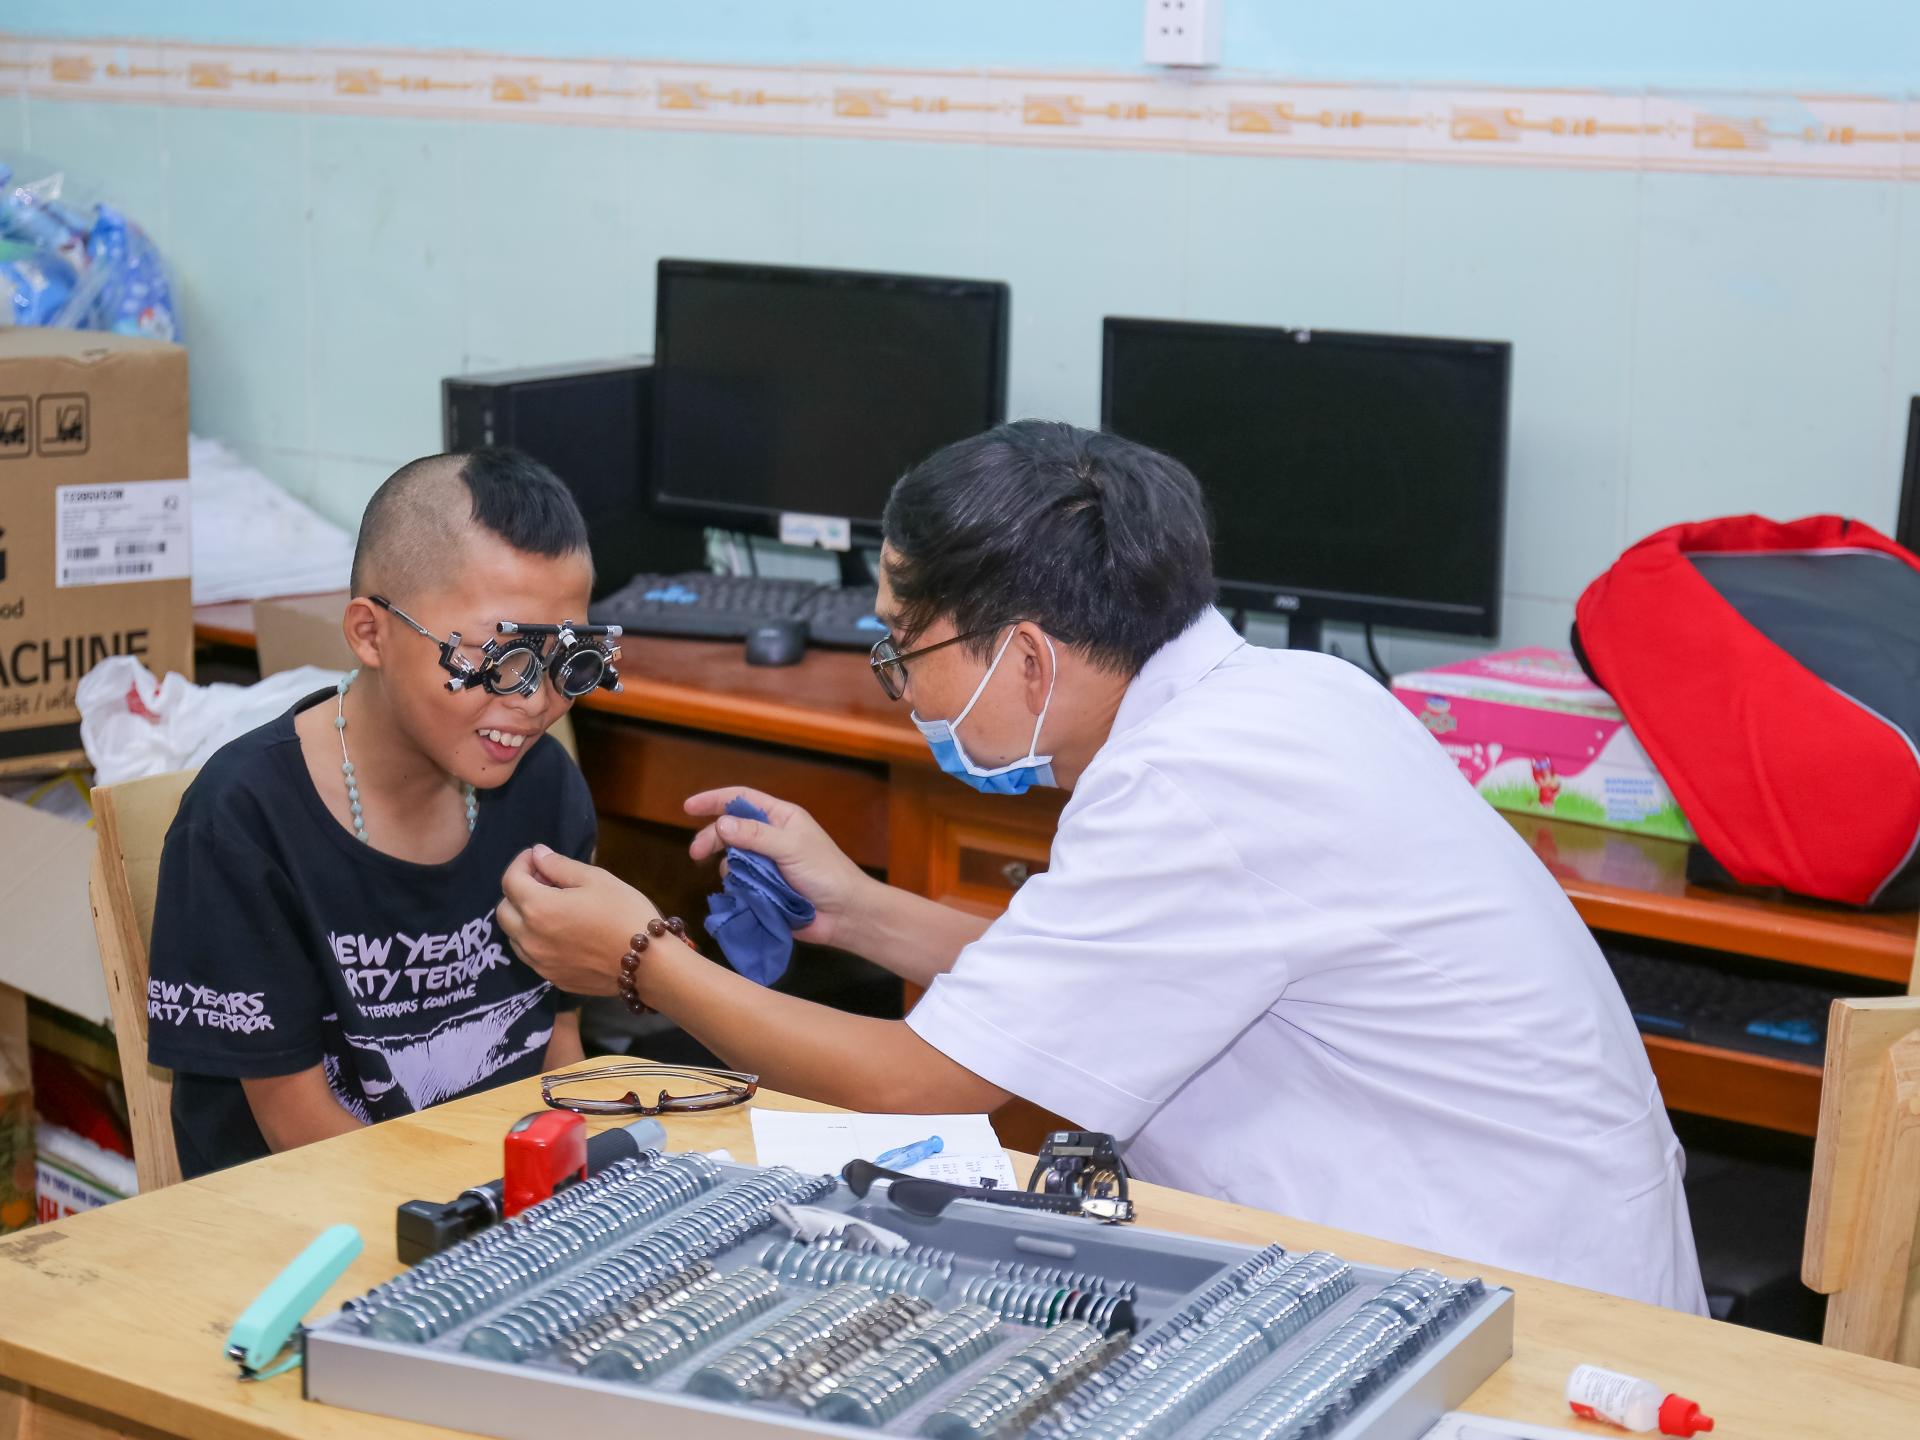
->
[4, 1071, 1918, 1440]
[196, 602, 1918, 1143]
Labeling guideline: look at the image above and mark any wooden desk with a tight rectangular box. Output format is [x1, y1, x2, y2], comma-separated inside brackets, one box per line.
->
[191, 599, 262, 651]
[195, 604, 1918, 1141]
[4, 1071, 1918, 1440]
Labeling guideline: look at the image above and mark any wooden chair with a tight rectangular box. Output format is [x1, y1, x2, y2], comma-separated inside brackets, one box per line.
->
[87, 769, 196, 1196]
[1804, 993, 1920, 1364]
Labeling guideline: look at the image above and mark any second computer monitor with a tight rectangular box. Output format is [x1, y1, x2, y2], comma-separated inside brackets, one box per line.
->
[651, 259, 1010, 540]
[1101, 318, 1511, 643]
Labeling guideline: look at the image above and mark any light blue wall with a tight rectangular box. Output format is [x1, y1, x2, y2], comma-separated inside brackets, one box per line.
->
[8, 2, 1919, 91]
[5, 7, 1918, 668]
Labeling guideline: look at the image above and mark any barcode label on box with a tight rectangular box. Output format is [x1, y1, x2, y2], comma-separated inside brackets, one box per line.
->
[55, 480, 190, 588]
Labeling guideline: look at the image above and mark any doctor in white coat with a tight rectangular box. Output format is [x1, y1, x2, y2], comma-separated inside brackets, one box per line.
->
[500, 420, 1707, 1314]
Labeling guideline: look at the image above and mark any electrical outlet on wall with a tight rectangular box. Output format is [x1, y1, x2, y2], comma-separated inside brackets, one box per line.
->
[1143, 0, 1223, 68]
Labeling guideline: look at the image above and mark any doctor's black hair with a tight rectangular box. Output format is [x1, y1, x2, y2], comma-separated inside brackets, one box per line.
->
[881, 420, 1215, 674]
[350, 446, 591, 596]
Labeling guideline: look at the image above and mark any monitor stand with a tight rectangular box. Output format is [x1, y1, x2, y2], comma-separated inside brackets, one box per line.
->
[837, 547, 878, 591]
[1223, 607, 1325, 652]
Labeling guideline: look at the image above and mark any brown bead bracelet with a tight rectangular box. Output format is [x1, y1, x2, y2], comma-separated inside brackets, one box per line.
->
[618, 915, 693, 1015]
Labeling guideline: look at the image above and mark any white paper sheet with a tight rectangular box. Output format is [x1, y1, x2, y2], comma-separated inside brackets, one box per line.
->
[1424, 1414, 1591, 1440]
[188, 435, 355, 604]
[749, 1109, 1021, 1190]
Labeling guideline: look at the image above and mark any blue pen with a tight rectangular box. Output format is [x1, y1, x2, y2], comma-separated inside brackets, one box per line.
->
[873, 1134, 944, 1171]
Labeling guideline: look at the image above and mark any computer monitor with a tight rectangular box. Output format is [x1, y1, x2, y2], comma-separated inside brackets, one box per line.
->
[443, 360, 707, 598]
[1896, 396, 1920, 555]
[1101, 318, 1511, 647]
[650, 259, 1010, 553]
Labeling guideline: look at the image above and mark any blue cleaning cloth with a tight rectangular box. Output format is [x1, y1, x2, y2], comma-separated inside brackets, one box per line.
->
[705, 797, 817, 985]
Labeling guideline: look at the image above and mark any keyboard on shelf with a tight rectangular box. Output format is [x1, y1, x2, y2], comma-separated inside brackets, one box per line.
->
[1602, 943, 1845, 1064]
[794, 583, 892, 647]
[592, 573, 885, 649]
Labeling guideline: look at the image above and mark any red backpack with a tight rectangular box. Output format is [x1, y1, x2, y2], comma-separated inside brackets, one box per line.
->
[1573, 515, 1920, 909]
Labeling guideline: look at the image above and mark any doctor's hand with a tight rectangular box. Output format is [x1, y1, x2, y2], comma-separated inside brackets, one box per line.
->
[498, 846, 670, 997]
[685, 786, 876, 950]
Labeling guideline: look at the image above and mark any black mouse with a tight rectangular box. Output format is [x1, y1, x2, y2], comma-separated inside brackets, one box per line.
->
[745, 617, 808, 667]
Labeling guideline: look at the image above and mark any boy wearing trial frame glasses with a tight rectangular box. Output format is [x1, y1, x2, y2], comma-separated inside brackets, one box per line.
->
[147, 448, 604, 1179]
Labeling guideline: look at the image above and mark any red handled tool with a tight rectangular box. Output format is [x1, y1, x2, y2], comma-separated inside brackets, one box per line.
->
[395, 1116, 665, 1262]
[395, 1116, 666, 1262]
[501, 1110, 588, 1218]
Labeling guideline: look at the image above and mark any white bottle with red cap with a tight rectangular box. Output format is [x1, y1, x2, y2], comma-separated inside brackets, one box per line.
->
[1566, 1364, 1715, 1435]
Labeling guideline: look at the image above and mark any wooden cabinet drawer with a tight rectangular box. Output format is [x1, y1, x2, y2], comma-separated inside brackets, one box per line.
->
[576, 711, 889, 870]
[887, 766, 1065, 917]
[952, 826, 1052, 902]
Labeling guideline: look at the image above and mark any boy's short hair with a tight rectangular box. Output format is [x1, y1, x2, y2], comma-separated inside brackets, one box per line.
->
[350, 447, 591, 598]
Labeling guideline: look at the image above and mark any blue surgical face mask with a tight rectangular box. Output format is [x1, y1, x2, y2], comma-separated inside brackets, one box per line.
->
[911, 629, 1058, 795]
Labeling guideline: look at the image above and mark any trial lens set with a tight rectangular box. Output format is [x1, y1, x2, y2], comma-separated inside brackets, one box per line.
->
[302, 1148, 1514, 1440]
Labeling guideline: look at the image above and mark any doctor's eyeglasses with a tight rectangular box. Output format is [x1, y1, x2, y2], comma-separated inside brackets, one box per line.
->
[370, 595, 624, 699]
[869, 622, 1021, 702]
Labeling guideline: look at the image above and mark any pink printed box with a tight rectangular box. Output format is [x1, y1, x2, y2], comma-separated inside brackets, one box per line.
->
[1391, 647, 1696, 842]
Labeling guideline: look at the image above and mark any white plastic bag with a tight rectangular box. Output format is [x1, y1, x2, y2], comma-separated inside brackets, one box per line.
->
[77, 656, 345, 786]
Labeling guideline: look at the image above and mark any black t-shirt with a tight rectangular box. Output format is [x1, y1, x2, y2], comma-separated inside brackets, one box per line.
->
[147, 689, 595, 1178]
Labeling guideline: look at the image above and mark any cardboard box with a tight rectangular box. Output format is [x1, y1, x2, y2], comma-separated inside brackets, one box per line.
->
[0, 1088, 30, 1233]
[0, 329, 193, 776]
[0, 985, 30, 1233]
[1392, 647, 1697, 843]
[0, 777, 108, 1025]
[253, 588, 355, 675]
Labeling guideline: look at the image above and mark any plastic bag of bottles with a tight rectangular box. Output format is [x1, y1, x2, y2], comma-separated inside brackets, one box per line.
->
[0, 164, 179, 340]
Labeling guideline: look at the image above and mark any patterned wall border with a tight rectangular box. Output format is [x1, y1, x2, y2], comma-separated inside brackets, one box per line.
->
[3, 34, 1916, 181]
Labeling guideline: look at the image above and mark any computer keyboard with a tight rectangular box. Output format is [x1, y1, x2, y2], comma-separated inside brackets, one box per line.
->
[1602, 943, 1842, 1064]
[591, 572, 885, 649]
[792, 583, 891, 647]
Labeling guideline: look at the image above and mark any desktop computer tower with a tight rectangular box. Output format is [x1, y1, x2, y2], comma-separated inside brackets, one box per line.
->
[442, 360, 708, 598]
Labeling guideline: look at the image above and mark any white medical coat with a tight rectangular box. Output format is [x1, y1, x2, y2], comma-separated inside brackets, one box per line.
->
[907, 608, 1708, 1313]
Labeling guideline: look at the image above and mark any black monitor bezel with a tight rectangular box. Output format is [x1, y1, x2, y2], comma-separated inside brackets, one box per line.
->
[650, 257, 1011, 542]
[1100, 315, 1511, 639]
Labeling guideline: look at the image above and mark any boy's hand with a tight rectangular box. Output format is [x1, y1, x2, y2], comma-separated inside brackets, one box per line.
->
[499, 846, 667, 996]
[684, 786, 875, 950]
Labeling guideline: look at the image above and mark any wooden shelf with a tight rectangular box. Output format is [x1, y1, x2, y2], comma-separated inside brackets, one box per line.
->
[1506, 813, 1917, 986]
[582, 637, 927, 767]
[1641, 1034, 1823, 1136]
[190, 599, 259, 650]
